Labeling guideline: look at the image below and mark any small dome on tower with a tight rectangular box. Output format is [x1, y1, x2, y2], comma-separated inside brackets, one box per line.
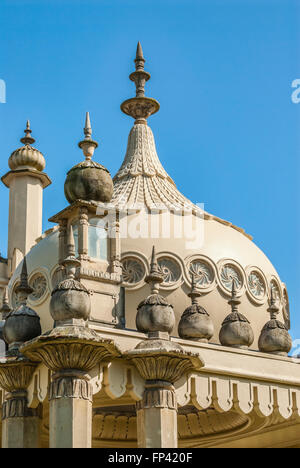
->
[64, 113, 113, 204]
[8, 121, 46, 172]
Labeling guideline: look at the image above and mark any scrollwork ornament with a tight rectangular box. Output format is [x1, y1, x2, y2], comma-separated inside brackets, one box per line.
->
[189, 260, 214, 287]
[220, 264, 242, 291]
[158, 257, 181, 285]
[121, 257, 145, 285]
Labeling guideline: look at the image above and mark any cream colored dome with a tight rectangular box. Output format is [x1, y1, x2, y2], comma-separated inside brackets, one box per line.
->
[7, 122, 290, 350]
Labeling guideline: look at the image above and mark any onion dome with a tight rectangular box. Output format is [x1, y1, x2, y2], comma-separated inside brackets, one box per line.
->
[136, 246, 175, 335]
[64, 112, 113, 204]
[8, 121, 45, 172]
[258, 289, 292, 356]
[50, 225, 91, 326]
[219, 282, 254, 349]
[3, 258, 41, 355]
[178, 275, 214, 342]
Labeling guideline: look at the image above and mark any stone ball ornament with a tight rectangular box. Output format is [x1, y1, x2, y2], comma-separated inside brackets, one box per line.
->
[219, 282, 254, 349]
[3, 305, 42, 351]
[136, 293, 175, 334]
[64, 112, 113, 204]
[64, 160, 113, 204]
[178, 276, 214, 342]
[50, 278, 91, 324]
[178, 303, 214, 342]
[258, 290, 292, 356]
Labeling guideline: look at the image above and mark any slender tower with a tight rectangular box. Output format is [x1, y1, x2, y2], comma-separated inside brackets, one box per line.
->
[1, 121, 51, 274]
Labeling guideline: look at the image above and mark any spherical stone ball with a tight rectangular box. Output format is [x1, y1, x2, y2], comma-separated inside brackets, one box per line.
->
[136, 294, 175, 334]
[219, 312, 254, 349]
[3, 306, 41, 345]
[178, 304, 214, 341]
[64, 160, 113, 204]
[258, 319, 292, 356]
[50, 279, 91, 323]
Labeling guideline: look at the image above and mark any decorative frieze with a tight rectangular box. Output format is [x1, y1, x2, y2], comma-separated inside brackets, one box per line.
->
[49, 374, 93, 402]
[2, 394, 41, 420]
[137, 384, 177, 411]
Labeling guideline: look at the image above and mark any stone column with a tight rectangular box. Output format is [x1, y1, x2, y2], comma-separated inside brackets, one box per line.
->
[21, 329, 121, 449]
[49, 369, 93, 448]
[2, 391, 41, 448]
[78, 207, 89, 260]
[0, 360, 40, 448]
[136, 380, 177, 448]
[126, 349, 203, 449]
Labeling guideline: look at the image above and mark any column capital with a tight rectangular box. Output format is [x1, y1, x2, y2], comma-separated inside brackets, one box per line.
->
[124, 348, 203, 384]
[0, 357, 37, 393]
[20, 326, 121, 373]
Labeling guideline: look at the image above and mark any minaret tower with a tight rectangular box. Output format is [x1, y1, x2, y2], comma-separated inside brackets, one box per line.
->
[2, 121, 51, 274]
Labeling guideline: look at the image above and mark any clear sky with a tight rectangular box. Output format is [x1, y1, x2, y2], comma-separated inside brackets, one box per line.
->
[0, 0, 299, 341]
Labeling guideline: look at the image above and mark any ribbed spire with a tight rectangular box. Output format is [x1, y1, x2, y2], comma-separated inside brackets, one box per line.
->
[120, 42, 160, 123]
[20, 120, 35, 145]
[78, 112, 98, 160]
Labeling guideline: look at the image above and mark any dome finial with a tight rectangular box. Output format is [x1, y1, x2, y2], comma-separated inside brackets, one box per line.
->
[228, 280, 241, 312]
[63, 225, 80, 279]
[1, 287, 11, 320]
[20, 120, 35, 145]
[120, 43, 160, 124]
[188, 274, 201, 305]
[15, 257, 33, 304]
[268, 287, 279, 320]
[78, 112, 98, 160]
[145, 245, 163, 294]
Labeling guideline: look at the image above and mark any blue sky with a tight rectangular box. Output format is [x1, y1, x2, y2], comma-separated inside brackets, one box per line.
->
[0, 0, 299, 339]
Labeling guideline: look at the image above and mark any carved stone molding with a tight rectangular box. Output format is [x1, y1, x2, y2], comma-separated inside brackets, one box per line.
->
[20, 327, 121, 373]
[2, 395, 42, 420]
[125, 350, 203, 384]
[137, 384, 177, 411]
[0, 359, 37, 393]
[49, 375, 93, 402]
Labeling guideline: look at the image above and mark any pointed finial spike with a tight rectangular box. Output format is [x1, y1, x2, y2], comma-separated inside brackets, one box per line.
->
[136, 41, 144, 60]
[84, 112, 92, 138]
[150, 245, 156, 269]
[20, 119, 35, 145]
[67, 225, 75, 257]
[231, 279, 236, 297]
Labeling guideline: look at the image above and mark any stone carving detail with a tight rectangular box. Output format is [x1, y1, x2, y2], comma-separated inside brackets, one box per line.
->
[49, 376, 92, 402]
[121, 257, 145, 285]
[248, 271, 265, 299]
[0, 361, 37, 393]
[189, 261, 213, 287]
[270, 280, 280, 304]
[130, 353, 197, 384]
[158, 257, 181, 285]
[2, 396, 41, 420]
[51, 267, 66, 288]
[29, 274, 48, 301]
[220, 264, 242, 291]
[137, 387, 177, 411]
